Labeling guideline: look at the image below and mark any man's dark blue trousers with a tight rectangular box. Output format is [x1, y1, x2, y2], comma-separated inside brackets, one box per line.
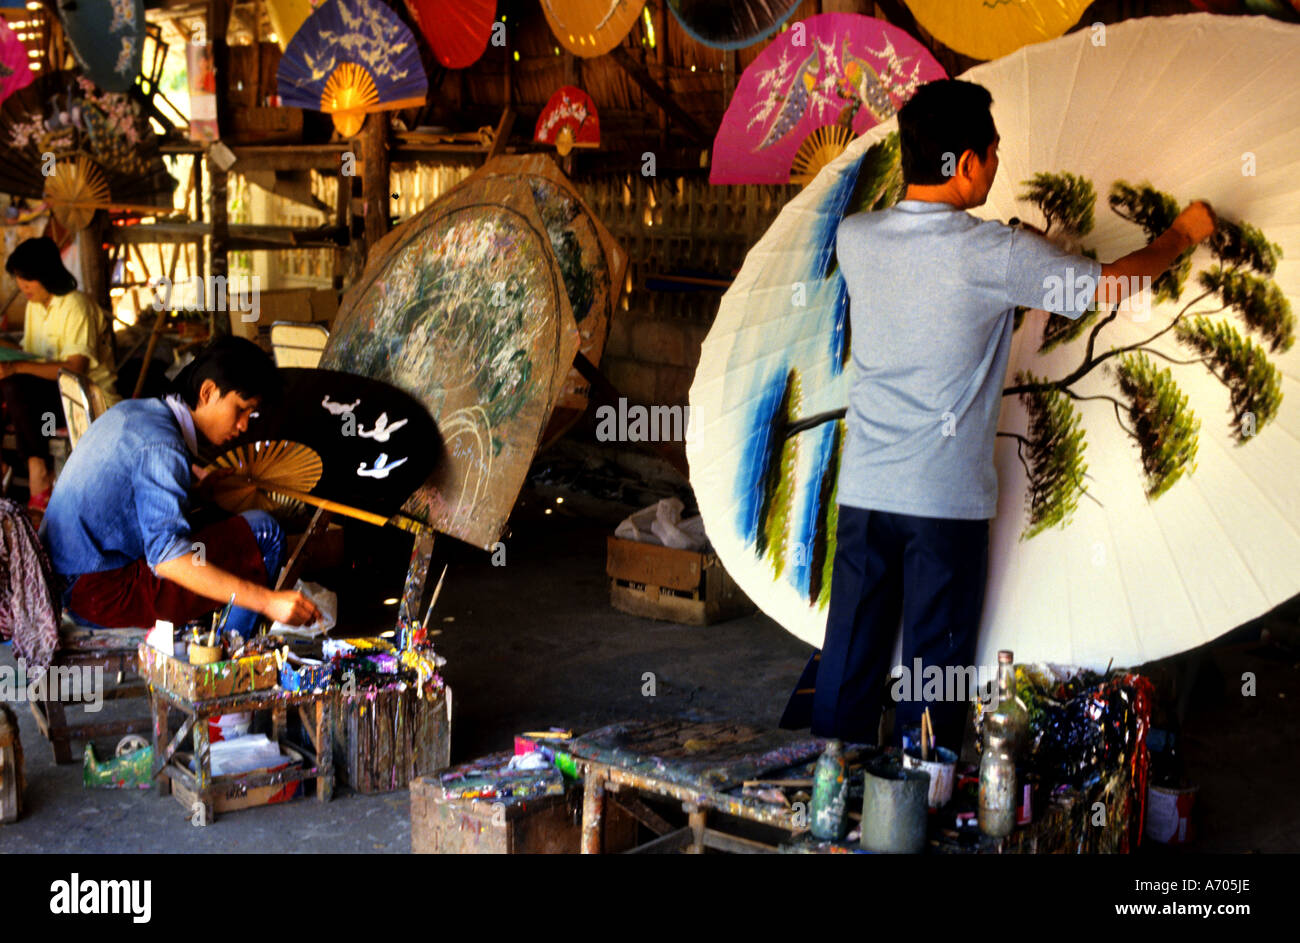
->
[781, 505, 989, 751]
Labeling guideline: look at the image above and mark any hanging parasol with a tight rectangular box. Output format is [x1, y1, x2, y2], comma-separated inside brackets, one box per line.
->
[0, 72, 176, 224]
[320, 162, 581, 549]
[276, 0, 428, 138]
[666, 0, 801, 50]
[266, 0, 322, 51]
[473, 154, 628, 441]
[534, 86, 600, 157]
[57, 0, 145, 93]
[710, 13, 944, 186]
[688, 13, 1300, 671]
[0, 17, 35, 107]
[539, 0, 645, 59]
[210, 368, 441, 527]
[403, 0, 496, 70]
[902, 0, 1092, 62]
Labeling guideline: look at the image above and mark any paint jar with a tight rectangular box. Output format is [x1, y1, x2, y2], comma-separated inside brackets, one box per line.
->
[1145, 784, 1197, 845]
[902, 746, 957, 809]
[860, 757, 930, 854]
[188, 643, 222, 666]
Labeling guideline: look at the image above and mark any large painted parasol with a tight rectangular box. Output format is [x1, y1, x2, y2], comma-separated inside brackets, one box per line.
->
[471, 154, 627, 438]
[903, 0, 1092, 61]
[710, 13, 944, 186]
[688, 14, 1300, 671]
[320, 159, 582, 549]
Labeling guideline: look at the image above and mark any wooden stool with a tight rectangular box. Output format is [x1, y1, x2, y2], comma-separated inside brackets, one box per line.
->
[1, 703, 23, 823]
[29, 639, 152, 764]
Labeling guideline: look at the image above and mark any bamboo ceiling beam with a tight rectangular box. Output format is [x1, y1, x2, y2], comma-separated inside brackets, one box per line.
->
[607, 44, 711, 149]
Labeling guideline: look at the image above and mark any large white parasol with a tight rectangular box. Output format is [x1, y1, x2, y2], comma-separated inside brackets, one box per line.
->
[687, 13, 1300, 670]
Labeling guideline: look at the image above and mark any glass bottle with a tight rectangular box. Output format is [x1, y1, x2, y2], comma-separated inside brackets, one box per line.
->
[810, 739, 848, 841]
[979, 714, 1016, 838]
[993, 650, 1029, 758]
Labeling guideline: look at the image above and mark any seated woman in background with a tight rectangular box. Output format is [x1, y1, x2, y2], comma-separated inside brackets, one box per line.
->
[0, 236, 118, 512]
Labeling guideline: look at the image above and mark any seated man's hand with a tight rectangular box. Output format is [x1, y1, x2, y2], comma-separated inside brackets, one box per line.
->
[263, 589, 321, 627]
[192, 464, 234, 503]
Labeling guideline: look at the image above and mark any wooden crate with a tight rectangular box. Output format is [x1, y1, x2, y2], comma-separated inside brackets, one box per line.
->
[606, 536, 754, 626]
[410, 766, 638, 854]
[137, 645, 278, 701]
[333, 685, 451, 793]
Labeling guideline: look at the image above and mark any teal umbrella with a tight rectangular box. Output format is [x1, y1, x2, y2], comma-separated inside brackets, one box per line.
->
[58, 0, 145, 93]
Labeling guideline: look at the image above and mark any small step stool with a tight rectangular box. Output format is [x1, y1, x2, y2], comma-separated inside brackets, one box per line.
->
[1, 703, 23, 823]
[29, 630, 152, 764]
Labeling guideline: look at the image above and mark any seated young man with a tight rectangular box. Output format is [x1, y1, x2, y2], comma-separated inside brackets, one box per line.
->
[42, 335, 320, 635]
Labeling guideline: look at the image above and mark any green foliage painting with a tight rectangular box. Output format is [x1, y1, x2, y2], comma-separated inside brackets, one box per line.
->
[1002, 175, 1291, 536]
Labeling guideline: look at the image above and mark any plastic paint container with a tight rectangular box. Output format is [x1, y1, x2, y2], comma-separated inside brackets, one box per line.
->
[208, 712, 251, 743]
[902, 746, 957, 809]
[1145, 784, 1197, 845]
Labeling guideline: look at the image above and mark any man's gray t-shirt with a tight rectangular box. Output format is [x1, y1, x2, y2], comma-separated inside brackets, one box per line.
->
[836, 199, 1102, 520]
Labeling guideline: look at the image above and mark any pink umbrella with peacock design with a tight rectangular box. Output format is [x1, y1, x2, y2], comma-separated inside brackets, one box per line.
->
[710, 13, 944, 186]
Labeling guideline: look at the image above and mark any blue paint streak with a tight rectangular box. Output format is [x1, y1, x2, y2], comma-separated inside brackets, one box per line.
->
[735, 366, 789, 545]
[788, 421, 835, 598]
[806, 153, 867, 282]
[828, 274, 849, 377]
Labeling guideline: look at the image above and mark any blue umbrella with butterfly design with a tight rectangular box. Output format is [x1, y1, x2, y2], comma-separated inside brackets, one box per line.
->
[276, 0, 427, 137]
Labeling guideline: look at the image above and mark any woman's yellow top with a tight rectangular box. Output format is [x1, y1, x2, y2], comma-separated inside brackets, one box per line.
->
[20, 290, 119, 403]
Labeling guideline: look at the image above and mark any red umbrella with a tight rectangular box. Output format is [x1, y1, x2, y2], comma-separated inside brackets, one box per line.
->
[404, 0, 496, 69]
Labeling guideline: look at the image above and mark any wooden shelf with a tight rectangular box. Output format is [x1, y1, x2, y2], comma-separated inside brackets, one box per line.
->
[109, 221, 348, 251]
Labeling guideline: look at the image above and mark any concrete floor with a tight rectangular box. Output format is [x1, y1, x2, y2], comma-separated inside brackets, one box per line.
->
[2, 479, 1298, 853]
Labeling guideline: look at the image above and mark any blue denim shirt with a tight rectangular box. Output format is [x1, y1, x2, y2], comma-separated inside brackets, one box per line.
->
[42, 398, 196, 579]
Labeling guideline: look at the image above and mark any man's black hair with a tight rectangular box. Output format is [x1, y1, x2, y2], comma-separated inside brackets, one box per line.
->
[171, 335, 282, 409]
[898, 79, 997, 187]
[5, 236, 78, 295]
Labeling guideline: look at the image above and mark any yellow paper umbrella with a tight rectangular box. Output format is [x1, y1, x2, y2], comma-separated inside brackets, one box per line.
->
[539, 0, 646, 59]
[904, 0, 1092, 61]
[42, 154, 175, 232]
[266, 0, 319, 51]
[209, 440, 323, 514]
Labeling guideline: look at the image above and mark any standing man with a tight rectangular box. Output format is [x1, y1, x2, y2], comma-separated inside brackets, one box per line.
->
[42, 335, 319, 635]
[788, 79, 1215, 749]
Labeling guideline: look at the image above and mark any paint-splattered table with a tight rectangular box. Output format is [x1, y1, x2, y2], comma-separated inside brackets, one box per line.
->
[566, 720, 827, 853]
[147, 681, 333, 826]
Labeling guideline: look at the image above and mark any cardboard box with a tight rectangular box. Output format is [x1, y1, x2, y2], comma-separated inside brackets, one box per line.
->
[606, 536, 754, 626]
[171, 745, 305, 814]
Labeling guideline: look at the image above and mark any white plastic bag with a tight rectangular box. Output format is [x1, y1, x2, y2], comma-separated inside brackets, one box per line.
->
[269, 580, 337, 637]
[614, 498, 708, 552]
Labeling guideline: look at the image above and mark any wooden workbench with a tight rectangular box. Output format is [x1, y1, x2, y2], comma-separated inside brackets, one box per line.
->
[149, 682, 333, 826]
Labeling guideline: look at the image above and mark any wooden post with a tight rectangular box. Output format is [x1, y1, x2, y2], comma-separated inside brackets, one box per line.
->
[315, 696, 333, 801]
[654, 0, 668, 158]
[581, 767, 608, 854]
[151, 694, 171, 797]
[358, 111, 391, 264]
[207, 0, 233, 336]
